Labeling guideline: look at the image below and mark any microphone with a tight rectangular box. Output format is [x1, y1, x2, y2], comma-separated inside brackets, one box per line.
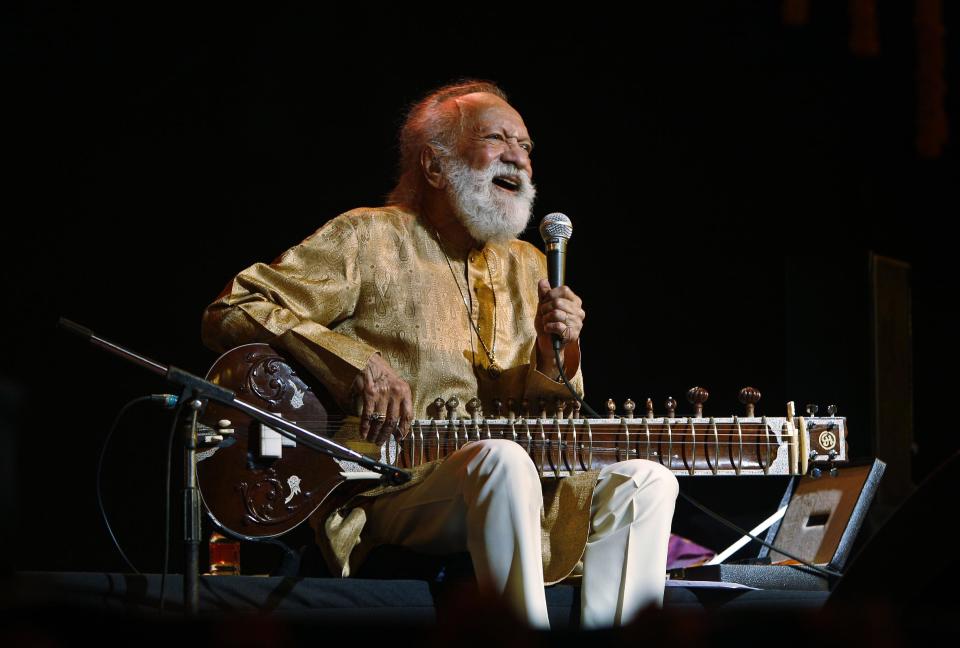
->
[538, 213, 573, 350]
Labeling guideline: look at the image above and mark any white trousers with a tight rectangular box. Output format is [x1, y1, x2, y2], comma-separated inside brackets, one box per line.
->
[363, 439, 678, 629]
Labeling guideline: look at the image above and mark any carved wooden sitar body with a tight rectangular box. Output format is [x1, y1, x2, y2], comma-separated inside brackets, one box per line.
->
[196, 344, 848, 540]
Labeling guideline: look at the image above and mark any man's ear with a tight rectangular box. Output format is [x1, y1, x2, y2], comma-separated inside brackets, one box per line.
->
[421, 146, 445, 190]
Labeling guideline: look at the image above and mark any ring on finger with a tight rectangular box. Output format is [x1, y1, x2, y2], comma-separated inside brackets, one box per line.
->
[369, 412, 386, 423]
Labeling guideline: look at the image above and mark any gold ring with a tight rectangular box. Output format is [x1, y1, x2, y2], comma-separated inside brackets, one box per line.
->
[369, 412, 386, 422]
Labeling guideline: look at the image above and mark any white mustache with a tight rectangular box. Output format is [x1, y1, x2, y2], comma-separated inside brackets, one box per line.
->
[482, 160, 535, 196]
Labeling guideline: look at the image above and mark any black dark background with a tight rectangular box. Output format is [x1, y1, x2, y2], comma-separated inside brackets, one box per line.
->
[3, 3, 956, 575]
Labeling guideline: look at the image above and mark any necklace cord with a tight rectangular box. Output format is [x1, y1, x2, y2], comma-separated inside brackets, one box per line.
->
[435, 230, 500, 374]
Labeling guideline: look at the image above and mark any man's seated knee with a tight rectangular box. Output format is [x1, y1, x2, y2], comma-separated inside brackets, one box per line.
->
[648, 461, 680, 499]
[602, 459, 680, 498]
[465, 438, 540, 477]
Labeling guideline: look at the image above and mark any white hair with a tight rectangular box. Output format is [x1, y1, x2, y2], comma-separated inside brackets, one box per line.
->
[387, 80, 509, 208]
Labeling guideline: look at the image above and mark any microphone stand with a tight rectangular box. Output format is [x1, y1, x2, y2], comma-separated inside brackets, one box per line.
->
[59, 318, 410, 616]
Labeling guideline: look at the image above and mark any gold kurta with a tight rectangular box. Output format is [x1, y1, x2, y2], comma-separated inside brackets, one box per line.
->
[201, 205, 594, 582]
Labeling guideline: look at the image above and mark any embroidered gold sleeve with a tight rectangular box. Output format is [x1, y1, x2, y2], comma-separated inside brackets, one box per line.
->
[201, 216, 378, 408]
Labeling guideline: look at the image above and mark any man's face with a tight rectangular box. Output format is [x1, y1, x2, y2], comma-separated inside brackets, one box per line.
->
[440, 93, 537, 243]
[455, 93, 534, 182]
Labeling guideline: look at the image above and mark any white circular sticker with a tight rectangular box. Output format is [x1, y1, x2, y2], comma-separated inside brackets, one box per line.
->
[819, 431, 837, 451]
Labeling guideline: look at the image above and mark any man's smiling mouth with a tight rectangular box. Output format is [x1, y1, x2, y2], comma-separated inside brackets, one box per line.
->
[492, 175, 521, 192]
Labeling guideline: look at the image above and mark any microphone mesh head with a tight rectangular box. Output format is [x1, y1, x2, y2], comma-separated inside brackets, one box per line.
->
[539, 212, 573, 243]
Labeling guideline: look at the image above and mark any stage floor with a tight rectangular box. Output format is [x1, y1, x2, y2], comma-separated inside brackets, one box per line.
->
[9, 572, 954, 646]
[9, 571, 829, 628]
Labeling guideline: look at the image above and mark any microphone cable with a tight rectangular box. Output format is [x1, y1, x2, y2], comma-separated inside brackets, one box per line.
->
[159, 395, 187, 614]
[554, 345, 601, 418]
[97, 393, 179, 576]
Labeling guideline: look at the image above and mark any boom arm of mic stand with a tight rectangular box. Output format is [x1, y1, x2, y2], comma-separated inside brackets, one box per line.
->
[172, 367, 410, 486]
[59, 318, 410, 485]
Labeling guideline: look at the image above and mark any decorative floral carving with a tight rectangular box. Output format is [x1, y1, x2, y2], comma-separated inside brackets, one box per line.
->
[239, 469, 313, 525]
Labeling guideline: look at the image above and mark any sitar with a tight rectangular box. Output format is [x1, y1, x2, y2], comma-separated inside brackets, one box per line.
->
[196, 343, 848, 540]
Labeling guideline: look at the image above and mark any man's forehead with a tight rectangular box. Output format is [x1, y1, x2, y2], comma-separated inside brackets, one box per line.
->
[453, 92, 528, 135]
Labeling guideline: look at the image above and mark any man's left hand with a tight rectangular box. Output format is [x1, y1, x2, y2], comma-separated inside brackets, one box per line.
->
[534, 279, 584, 378]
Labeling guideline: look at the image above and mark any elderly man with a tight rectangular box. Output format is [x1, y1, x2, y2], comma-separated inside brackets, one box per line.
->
[202, 80, 677, 629]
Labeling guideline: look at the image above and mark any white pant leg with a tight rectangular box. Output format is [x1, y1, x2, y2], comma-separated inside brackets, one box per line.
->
[581, 459, 679, 629]
[364, 439, 550, 629]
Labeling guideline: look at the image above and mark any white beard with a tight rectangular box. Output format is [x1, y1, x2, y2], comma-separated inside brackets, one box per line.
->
[442, 156, 536, 243]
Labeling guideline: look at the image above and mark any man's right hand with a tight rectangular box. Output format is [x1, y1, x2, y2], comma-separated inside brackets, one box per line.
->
[352, 354, 413, 446]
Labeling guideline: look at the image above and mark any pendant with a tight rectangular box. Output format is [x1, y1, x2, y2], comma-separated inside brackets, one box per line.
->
[487, 362, 502, 380]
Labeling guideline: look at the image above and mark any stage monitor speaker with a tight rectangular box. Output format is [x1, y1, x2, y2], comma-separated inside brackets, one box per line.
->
[763, 459, 885, 572]
[675, 460, 885, 591]
[828, 450, 959, 608]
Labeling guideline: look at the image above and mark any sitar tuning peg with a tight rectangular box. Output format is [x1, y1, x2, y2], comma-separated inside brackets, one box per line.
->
[827, 404, 838, 417]
[554, 397, 566, 419]
[492, 399, 503, 418]
[606, 398, 616, 419]
[805, 403, 819, 417]
[445, 396, 460, 420]
[664, 397, 677, 418]
[645, 398, 654, 419]
[433, 398, 446, 419]
[738, 387, 761, 417]
[623, 398, 636, 418]
[687, 386, 709, 417]
[466, 397, 482, 420]
[570, 399, 582, 418]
